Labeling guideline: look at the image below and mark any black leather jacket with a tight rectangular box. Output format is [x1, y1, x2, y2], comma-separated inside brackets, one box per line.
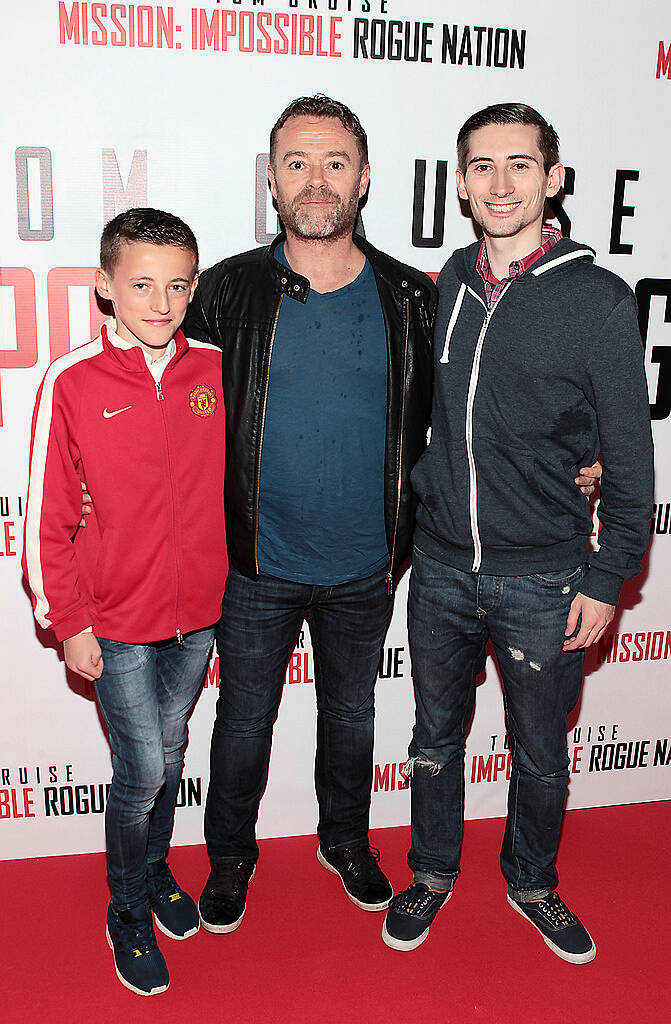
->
[183, 233, 436, 586]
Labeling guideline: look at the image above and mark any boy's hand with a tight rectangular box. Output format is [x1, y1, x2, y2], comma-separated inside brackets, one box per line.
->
[64, 631, 104, 680]
[563, 593, 615, 650]
[574, 460, 602, 497]
[79, 480, 92, 527]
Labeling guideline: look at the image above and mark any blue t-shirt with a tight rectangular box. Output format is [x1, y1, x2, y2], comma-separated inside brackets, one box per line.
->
[257, 250, 388, 585]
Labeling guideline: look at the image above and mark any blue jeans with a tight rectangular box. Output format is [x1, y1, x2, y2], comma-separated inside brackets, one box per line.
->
[205, 566, 393, 862]
[406, 548, 585, 898]
[95, 627, 214, 910]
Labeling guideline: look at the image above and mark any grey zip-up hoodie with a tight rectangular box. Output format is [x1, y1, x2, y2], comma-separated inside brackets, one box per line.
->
[411, 237, 654, 605]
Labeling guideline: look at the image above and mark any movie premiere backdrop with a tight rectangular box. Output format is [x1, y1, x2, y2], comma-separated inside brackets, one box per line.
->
[1, 0, 669, 860]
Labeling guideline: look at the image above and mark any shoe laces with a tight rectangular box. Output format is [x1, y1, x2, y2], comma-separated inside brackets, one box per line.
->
[391, 883, 445, 915]
[338, 844, 382, 881]
[534, 891, 578, 928]
[113, 908, 157, 956]
[207, 861, 252, 898]
[147, 859, 179, 901]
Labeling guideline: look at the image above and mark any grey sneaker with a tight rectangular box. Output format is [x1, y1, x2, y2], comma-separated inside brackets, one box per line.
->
[507, 891, 596, 964]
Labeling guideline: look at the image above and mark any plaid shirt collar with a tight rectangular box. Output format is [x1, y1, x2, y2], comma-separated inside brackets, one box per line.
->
[476, 226, 562, 308]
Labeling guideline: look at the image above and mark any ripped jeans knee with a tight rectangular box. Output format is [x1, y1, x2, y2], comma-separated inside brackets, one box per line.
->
[403, 755, 444, 779]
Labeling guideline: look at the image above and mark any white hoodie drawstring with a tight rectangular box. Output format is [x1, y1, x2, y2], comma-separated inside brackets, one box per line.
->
[440, 282, 466, 364]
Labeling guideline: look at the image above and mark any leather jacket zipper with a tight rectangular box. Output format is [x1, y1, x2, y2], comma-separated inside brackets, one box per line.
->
[254, 295, 283, 574]
[386, 297, 410, 596]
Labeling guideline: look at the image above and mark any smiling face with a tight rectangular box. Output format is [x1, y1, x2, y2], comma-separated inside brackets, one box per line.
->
[456, 123, 563, 251]
[267, 115, 370, 241]
[95, 241, 198, 357]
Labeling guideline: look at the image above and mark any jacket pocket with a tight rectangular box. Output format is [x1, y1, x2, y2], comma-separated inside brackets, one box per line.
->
[92, 529, 117, 602]
[474, 440, 592, 549]
[530, 565, 585, 586]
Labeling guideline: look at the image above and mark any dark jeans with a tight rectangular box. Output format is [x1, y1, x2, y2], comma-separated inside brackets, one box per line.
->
[95, 627, 214, 910]
[205, 566, 393, 862]
[406, 547, 585, 898]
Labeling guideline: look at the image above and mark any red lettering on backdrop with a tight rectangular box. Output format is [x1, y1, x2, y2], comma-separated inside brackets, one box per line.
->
[492, 752, 508, 782]
[0, 268, 38, 427]
[657, 41, 671, 79]
[329, 17, 342, 57]
[205, 657, 220, 688]
[0, 788, 35, 818]
[47, 268, 109, 361]
[1, 521, 17, 557]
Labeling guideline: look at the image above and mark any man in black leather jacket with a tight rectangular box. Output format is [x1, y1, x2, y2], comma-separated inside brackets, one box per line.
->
[182, 94, 436, 933]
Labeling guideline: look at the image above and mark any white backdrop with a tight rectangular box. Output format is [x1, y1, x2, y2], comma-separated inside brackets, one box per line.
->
[1, 0, 669, 859]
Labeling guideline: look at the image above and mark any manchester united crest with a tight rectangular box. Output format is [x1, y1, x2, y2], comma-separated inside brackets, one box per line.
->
[189, 383, 217, 417]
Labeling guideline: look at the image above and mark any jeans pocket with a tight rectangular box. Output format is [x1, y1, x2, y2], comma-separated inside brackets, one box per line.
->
[530, 564, 585, 586]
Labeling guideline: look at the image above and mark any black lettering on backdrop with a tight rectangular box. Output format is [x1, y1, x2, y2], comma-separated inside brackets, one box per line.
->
[546, 166, 574, 238]
[412, 160, 448, 248]
[610, 169, 639, 254]
[635, 278, 671, 421]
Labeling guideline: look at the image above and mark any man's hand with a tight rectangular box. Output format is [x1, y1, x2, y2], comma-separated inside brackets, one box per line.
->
[574, 460, 602, 498]
[79, 480, 92, 528]
[64, 631, 104, 680]
[564, 593, 615, 651]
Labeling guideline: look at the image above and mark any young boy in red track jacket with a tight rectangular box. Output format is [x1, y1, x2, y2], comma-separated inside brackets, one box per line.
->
[23, 208, 228, 997]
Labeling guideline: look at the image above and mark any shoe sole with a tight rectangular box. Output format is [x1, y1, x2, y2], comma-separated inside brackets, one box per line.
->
[105, 924, 169, 996]
[381, 890, 452, 951]
[198, 865, 256, 934]
[506, 895, 597, 964]
[316, 847, 392, 912]
[153, 913, 200, 941]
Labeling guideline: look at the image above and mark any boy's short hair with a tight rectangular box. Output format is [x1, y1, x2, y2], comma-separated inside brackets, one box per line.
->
[269, 94, 368, 168]
[100, 207, 199, 274]
[457, 103, 560, 175]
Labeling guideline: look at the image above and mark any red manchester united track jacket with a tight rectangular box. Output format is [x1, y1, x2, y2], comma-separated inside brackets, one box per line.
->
[23, 323, 227, 644]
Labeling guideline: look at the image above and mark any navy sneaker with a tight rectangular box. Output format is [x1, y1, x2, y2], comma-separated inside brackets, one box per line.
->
[382, 882, 452, 950]
[147, 858, 200, 940]
[106, 902, 169, 996]
[317, 844, 393, 911]
[198, 861, 256, 934]
[507, 891, 596, 964]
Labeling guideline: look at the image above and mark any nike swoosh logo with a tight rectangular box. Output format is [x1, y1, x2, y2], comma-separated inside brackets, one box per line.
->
[102, 406, 132, 419]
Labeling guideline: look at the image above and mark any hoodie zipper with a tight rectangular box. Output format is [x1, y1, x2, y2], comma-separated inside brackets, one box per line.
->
[385, 297, 410, 596]
[460, 245, 594, 571]
[464, 281, 512, 573]
[254, 295, 284, 574]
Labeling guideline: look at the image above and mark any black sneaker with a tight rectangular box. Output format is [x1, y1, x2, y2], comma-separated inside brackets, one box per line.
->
[507, 891, 596, 964]
[382, 882, 452, 951]
[198, 861, 256, 934]
[106, 902, 169, 996]
[317, 843, 393, 911]
[147, 858, 199, 940]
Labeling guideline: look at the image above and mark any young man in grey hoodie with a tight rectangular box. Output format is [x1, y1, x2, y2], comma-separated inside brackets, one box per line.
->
[382, 103, 654, 963]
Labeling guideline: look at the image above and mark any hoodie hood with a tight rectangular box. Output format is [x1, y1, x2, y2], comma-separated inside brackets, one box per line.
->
[453, 235, 596, 287]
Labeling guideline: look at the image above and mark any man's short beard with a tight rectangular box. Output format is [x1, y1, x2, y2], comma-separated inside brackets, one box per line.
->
[277, 184, 361, 240]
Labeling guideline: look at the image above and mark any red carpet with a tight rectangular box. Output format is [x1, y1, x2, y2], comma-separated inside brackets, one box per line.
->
[2, 801, 668, 1024]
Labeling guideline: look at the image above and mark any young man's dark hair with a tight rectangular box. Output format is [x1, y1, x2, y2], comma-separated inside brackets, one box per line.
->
[269, 93, 369, 168]
[456, 102, 560, 174]
[100, 207, 199, 274]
